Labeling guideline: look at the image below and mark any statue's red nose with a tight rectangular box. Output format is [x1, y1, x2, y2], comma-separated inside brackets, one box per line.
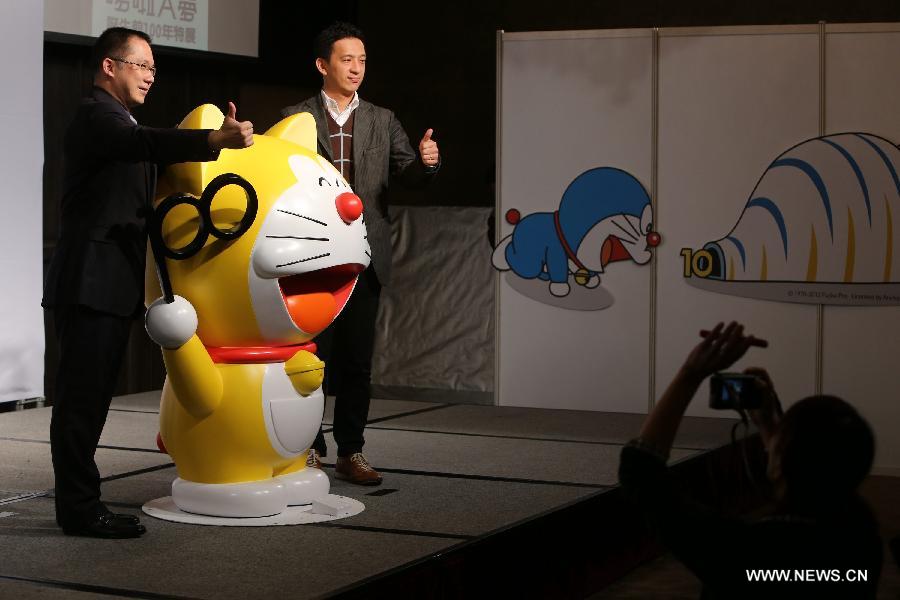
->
[336, 192, 363, 224]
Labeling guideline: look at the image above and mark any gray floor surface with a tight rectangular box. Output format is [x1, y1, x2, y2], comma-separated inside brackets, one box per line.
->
[0, 391, 741, 599]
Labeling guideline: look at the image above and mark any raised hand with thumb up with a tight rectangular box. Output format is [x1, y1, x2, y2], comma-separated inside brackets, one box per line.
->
[208, 101, 254, 151]
[419, 128, 439, 167]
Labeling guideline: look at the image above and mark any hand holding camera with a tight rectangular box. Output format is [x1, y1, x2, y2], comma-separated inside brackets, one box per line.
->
[637, 321, 771, 459]
[705, 345, 783, 451]
[741, 367, 783, 448]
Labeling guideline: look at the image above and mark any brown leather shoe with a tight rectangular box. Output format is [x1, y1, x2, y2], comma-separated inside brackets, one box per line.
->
[335, 453, 383, 486]
[306, 448, 322, 470]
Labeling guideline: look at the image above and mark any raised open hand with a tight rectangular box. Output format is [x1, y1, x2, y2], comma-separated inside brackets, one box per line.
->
[683, 321, 767, 381]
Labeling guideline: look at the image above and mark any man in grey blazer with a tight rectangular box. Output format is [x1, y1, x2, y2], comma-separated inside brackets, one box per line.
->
[281, 21, 439, 485]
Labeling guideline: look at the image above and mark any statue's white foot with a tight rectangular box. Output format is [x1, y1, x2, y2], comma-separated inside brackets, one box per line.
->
[278, 467, 330, 506]
[172, 477, 287, 518]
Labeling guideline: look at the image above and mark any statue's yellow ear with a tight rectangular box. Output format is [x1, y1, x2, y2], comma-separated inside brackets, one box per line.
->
[265, 112, 317, 153]
[161, 104, 225, 198]
[179, 103, 225, 130]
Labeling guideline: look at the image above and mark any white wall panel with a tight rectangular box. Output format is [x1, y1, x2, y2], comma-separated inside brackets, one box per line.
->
[0, 1, 44, 404]
[498, 31, 653, 412]
[822, 24, 900, 474]
[655, 28, 821, 417]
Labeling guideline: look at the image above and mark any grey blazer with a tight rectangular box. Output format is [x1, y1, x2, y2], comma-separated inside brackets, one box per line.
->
[281, 94, 436, 285]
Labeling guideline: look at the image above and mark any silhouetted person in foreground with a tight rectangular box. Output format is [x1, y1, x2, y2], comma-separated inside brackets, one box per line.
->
[619, 321, 882, 599]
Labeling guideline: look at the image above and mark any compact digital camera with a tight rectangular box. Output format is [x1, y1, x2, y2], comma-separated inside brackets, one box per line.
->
[709, 372, 762, 410]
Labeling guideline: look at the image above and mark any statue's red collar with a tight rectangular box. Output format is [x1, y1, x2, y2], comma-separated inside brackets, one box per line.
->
[206, 342, 318, 364]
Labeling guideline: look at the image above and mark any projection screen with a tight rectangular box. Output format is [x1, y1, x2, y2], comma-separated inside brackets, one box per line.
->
[44, 0, 259, 57]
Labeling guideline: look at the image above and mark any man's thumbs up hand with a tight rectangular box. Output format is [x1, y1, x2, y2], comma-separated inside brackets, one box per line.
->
[419, 128, 439, 167]
[209, 101, 254, 151]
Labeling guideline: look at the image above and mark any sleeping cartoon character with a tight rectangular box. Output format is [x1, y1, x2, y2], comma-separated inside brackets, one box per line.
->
[492, 167, 661, 297]
[143, 104, 369, 518]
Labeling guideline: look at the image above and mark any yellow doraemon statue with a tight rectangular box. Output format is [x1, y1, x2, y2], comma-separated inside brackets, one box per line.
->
[143, 104, 369, 518]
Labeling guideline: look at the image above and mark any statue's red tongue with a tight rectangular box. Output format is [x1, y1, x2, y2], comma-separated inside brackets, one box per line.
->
[279, 265, 362, 335]
[283, 292, 337, 334]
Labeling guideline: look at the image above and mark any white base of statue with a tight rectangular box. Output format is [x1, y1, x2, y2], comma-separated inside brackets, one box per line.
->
[160, 467, 332, 518]
[142, 494, 364, 526]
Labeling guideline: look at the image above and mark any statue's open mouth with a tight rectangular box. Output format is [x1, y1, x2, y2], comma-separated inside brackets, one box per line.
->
[278, 263, 365, 334]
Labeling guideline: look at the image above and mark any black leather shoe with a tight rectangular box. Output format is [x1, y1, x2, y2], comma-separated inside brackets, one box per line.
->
[56, 502, 142, 528]
[62, 513, 147, 539]
[99, 504, 141, 526]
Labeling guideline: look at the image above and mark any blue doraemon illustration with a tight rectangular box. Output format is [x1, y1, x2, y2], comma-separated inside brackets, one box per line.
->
[493, 167, 661, 300]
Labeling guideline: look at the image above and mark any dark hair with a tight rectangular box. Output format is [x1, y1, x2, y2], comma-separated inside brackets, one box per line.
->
[314, 21, 365, 61]
[92, 27, 152, 73]
[775, 395, 874, 506]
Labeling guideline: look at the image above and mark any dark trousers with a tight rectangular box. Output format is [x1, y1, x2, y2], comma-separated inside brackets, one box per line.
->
[312, 266, 381, 457]
[49, 304, 131, 526]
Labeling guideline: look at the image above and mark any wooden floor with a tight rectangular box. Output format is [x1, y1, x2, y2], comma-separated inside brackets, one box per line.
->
[591, 475, 900, 599]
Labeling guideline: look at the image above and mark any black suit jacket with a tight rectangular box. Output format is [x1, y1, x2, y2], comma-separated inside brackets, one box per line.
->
[280, 94, 437, 285]
[43, 87, 217, 317]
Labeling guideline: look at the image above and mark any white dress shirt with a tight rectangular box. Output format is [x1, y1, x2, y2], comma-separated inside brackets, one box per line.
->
[321, 90, 359, 126]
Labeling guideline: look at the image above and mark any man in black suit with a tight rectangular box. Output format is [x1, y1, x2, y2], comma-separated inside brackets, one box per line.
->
[42, 27, 253, 538]
[281, 22, 440, 485]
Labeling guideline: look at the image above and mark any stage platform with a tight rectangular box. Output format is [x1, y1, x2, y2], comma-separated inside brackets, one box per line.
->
[0, 392, 760, 599]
